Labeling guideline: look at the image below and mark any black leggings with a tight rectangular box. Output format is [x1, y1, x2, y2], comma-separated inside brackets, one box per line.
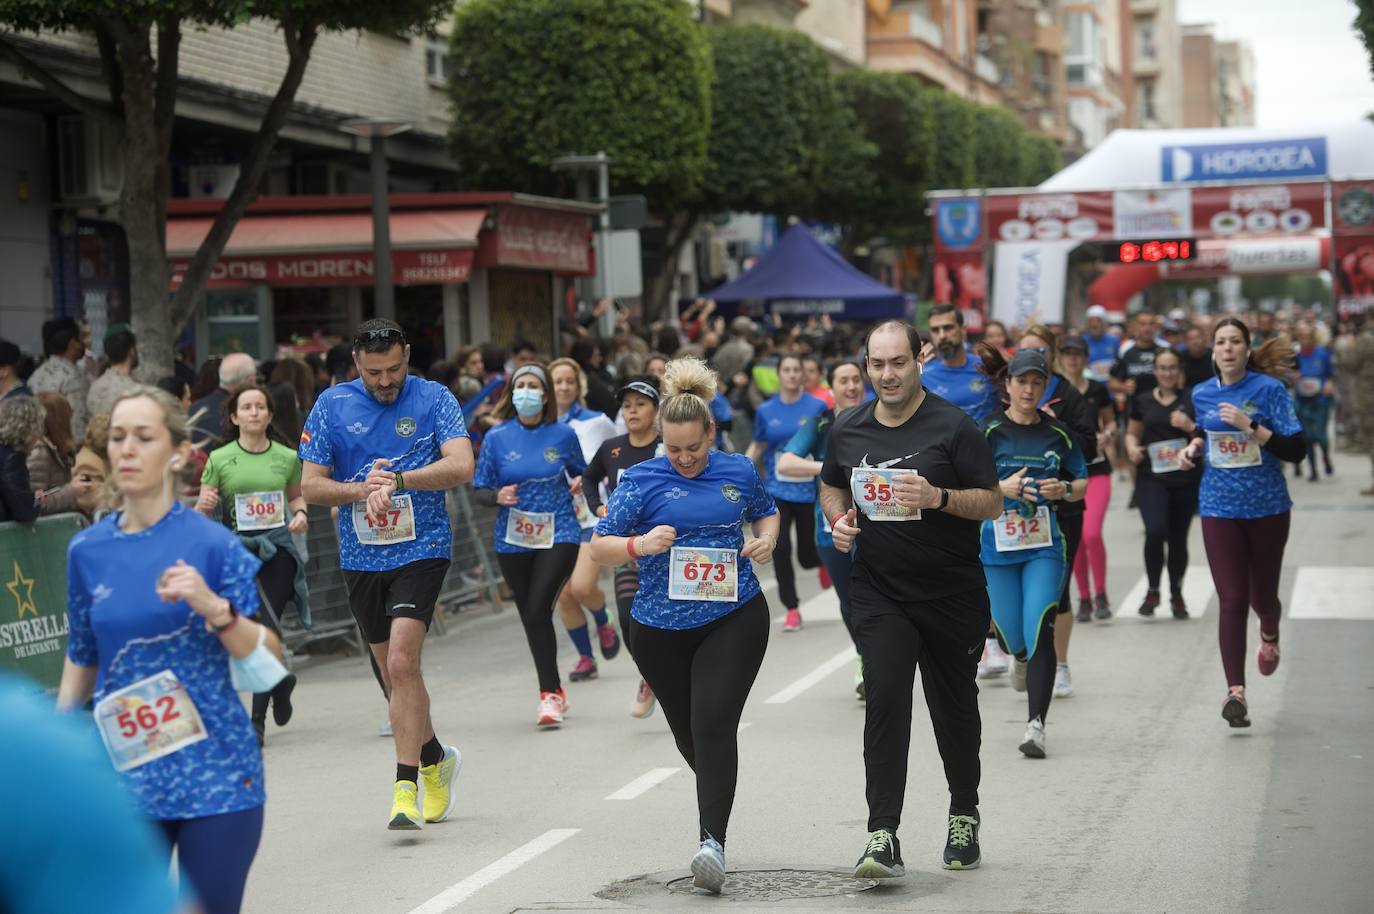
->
[624, 595, 769, 844]
[497, 545, 580, 693]
[1025, 611, 1056, 724]
[1135, 476, 1198, 595]
[251, 550, 296, 723]
[774, 499, 819, 610]
[614, 564, 639, 619]
[1055, 510, 1083, 614]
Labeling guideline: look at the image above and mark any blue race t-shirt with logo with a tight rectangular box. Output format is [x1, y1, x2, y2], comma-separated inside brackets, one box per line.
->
[978, 413, 1087, 567]
[782, 411, 834, 550]
[1295, 346, 1334, 402]
[753, 392, 827, 503]
[596, 451, 777, 630]
[66, 504, 265, 820]
[922, 354, 996, 424]
[298, 377, 468, 572]
[1191, 371, 1301, 519]
[473, 418, 586, 554]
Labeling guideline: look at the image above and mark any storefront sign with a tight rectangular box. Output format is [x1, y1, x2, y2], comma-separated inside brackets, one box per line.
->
[489, 206, 591, 273]
[1161, 137, 1327, 183]
[171, 248, 475, 288]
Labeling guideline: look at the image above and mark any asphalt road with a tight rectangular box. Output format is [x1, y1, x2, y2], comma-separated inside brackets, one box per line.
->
[242, 451, 1374, 914]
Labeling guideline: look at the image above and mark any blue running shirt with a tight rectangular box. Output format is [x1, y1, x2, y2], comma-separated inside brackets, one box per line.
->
[1084, 332, 1121, 380]
[595, 451, 777, 630]
[753, 392, 827, 503]
[782, 411, 834, 549]
[473, 418, 586, 554]
[298, 377, 468, 571]
[1294, 346, 1334, 402]
[1191, 371, 1301, 519]
[922, 355, 997, 423]
[979, 413, 1087, 567]
[66, 504, 265, 820]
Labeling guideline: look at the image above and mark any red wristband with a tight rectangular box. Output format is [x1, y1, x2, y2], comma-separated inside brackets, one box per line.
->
[831, 513, 848, 529]
[626, 536, 638, 558]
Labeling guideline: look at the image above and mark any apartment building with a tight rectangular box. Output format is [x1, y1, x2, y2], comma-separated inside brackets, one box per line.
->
[1127, 0, 1183, 129]
[865, 0, 1004, 105]
[1064, 0, 1127, 149]
[1215, 38, 1256, 127]
[1182, 24, 1257, 128]
[977, 0, 1070, 145]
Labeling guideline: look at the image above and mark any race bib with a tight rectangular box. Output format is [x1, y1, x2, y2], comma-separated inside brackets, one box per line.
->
[351, 493, 417, 545]
[234, 491, 285, 531]
[94, 669, 208, 772]
[1088, 360, 1114, 380]
[572, 492, 596, 529]
[850, 467, 920, 522]
[993, 506, 1053, 553]
[1207, 430, 1260, 469]
[505, 509, 555, 549]
[668, 547, 738, 602]
[1296, 377, 1322, 398]
[1146, 438, 1188, 475]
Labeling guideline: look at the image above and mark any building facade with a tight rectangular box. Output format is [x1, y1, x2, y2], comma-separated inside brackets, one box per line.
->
[1063, 0, 1127, 150]
[1126, 0, 1184, 129]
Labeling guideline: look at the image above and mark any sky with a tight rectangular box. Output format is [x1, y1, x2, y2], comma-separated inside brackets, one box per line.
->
[1177, 0, 1374, 129]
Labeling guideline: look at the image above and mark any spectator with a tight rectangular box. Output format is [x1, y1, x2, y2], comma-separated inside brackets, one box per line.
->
[27, 317, 90, 442]
[511, 338, 538, 369]
[269, 356, 316, 417]
[714, 317, 756, 384]
[1179, 325, 1214, 390]
[455, 345, 485, 380]
[28, 391, 93, 517]
[85, 325, 142, 419]
[0, 396, 44, 523]
[324, 342, 357, 386]
[156, 375, 193, 411]
[570, 337, 618, 418]
[0, 339, 32, 400]
[480, 342, 507, 379]
[190, 352, 257, 448]
[189, 356, 222, 401]
[303, 351, 328, 395]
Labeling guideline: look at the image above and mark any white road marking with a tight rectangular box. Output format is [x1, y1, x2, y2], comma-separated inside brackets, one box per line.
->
[405, 828, 580, 913]
[1289, 566, 1374, 620]
[1115, 568, 1214, 619]
[738, 721, 753, 734]
[605, 767, 682, 800]
[764, 647, 858, 704]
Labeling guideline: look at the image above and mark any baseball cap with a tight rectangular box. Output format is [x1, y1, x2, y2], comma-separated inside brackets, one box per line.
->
[1085, 304, 1108, 320]
[1008, 349, 1050, 378]
[1168, 307, 1187, 322]
[0, 339, 20, 367]
[103, 322, 132, 344]
[617, 377, 660, 406]
[1059, 335, 1088, 354]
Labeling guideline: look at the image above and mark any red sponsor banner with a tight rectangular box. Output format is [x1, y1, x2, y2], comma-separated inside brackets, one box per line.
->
[986, 192, 1113, 244]
[483, 205, 592, 273]
[932, 250, 986, 331]
[1191, 182, 1325, 237]
[171, 248, 475, 289]
[1334, 234, 1374, 313]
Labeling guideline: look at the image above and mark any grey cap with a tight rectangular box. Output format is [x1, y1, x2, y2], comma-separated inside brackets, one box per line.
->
[1059, 335, 1088, 354]
[1008, 349, 1050, 378]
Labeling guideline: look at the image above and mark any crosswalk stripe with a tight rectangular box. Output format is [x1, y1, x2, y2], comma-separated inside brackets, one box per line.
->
[1289, 567, 1374, 620]
[1113, 567, 1214, 620]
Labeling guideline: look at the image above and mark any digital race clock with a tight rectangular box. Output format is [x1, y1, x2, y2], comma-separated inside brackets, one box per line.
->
[1101, 239, 1197, 263]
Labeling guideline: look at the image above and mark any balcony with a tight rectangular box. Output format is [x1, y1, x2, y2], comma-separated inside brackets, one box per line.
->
[975, 54, 1000, 84]
[909, 11, 943, 47]
[1133, 56, 1160, 77]
[1131, 0, 1160, 12]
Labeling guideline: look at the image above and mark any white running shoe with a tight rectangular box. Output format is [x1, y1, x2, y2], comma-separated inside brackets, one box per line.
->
[1011, 656, 1028, 692]
[537, 690, 567, 728]
[1052, 664, 1074, 699]
[977, 641, 1009, 679]
[378, 717, 393, 738]
[630, 680, 656, 719]
[1019, 717, 1046, 758]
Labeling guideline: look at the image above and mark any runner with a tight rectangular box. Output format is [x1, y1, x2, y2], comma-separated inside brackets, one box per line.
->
[548, 358, 621, 683]
[1082, 305, 1123, 382]
[472, 363, 586, 728]
[802, 354, 835, 408]
[819, 321, 1002, 877]
[60, 388, 274, 914]
[583, 376, 663, 718]
[196, 383, 308, 746]
[590, 357, 779, 895]
[977, 349, 1088, 758]
[1125, 348, 1202, 618]
[746, 353, 826, 632]
[1179, 317, 1304, 728]
[776, 358, 869, 698]
[299, 319, 472, 830]
[1292, 322, 1336, 482]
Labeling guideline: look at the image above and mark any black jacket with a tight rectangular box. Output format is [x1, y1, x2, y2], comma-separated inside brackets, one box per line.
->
[0, 444, 38, 523]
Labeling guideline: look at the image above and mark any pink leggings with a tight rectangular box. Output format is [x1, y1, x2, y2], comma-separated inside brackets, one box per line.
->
[1073, 475, 1111, 599]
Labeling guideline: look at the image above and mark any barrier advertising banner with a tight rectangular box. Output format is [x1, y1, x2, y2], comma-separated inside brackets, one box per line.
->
[0, 514, 86, 692]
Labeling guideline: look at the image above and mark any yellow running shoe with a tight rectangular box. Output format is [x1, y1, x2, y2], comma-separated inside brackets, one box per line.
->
[388, 780, 422, 830]
[420, 745, 462, 823]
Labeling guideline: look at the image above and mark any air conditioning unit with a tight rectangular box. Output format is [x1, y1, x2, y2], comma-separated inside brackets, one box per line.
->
[56, 115, 124, 203]
[188, 164, 241, 199]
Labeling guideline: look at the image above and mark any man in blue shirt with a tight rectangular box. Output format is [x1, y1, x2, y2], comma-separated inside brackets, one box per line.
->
[922, 304, 996, 423]
[1082, 305, 1122, 381]
[300, 320, 475, 831]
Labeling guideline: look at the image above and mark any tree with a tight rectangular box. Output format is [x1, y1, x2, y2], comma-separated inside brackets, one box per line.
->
[1020, 133, 1063, 186]
[972, 104, 1027, 189]
[0, 1, 451, 379]
[1355, 0, 1374, 78]
[927, 89, 977, 192]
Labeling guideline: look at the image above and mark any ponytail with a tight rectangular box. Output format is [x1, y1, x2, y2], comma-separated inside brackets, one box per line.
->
[1213, 316, 1295, 383]
[658, 357, 717, 433]
[975, 340, 1009, 384]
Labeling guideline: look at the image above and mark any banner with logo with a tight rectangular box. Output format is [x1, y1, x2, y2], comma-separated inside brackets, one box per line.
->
[991, 240, 1077, 328]
[987, 192, 1112, 244]
[932, 250, 987, 330]
[1161, 137, 1327, 183]
[1113, 189, 1193, 238]
[1191, 182, 1325, 237]
[933, 197, 984, 252]
[1331, 182, 1374, 315]
[0, 514, 86, 692]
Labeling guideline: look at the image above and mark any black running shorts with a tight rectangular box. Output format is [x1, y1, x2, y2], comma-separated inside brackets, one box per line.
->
[343, 558, 451, 644]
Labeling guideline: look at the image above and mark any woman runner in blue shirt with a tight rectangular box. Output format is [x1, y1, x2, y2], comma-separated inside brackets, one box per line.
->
[1292, 321, 1336, 482]
[591, 358, 779, 895]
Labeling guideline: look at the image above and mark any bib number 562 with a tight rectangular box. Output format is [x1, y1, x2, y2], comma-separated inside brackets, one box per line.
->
[117, 698, 181, 738]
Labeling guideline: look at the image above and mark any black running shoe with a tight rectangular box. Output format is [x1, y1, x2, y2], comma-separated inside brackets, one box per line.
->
[943, 813, 981, 870]
[1170, 595, 1189, 619]
[854, 829, 904, 879]
[1138, 590, 1159, 617]
[272, 673, 296, 727]
[1093, 593, 1111, 620]
[1222, 687, 1250, 728]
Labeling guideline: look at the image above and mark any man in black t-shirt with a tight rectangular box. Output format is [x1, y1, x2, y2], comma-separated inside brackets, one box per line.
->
[1178, 325, 1214, 390]
[1110, 312, 1161, 400]
[819, 321, 1000, 879]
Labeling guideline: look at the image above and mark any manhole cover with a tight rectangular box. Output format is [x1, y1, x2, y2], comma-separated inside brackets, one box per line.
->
[665, 868, 880, 901]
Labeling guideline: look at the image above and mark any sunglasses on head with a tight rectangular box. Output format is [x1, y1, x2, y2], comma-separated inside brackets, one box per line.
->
[358, 328, 404, 343]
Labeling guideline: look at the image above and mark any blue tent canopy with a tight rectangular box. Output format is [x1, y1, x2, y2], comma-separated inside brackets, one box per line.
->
[703, 224, 908, 320]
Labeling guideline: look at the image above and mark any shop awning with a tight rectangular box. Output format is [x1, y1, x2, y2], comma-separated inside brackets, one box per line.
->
[168, 209, 486, 288]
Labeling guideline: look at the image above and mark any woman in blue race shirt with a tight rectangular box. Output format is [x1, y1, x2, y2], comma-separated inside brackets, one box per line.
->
[591, 358, 779, 895]
[746, 353, 826, 632]
[473, 365, 586, 729]
[1292, 321, 1335, 482]
[1180, 318, 1304, 729]
[977, 350, 1087, 760]
[59, 388, 274, 914]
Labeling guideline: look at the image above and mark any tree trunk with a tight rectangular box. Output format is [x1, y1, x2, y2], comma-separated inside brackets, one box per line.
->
[644, 211, 699, 325]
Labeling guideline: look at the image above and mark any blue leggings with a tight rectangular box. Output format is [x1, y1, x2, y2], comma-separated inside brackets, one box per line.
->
[986, 556, 1062, 723]
[817, 543, 856, 649]
[159, 805, 264, 914]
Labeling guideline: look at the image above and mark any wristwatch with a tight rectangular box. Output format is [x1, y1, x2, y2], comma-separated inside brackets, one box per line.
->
[393, 470, 404, 491]
[937, 488, 950, 510]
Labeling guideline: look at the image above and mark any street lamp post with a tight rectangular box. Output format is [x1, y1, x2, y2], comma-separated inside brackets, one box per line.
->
[553, 152, 615, 337]
[340, 118, 413, 322]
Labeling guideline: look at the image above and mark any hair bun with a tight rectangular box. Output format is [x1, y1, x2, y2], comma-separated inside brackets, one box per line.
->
[661, 357, 717, 403]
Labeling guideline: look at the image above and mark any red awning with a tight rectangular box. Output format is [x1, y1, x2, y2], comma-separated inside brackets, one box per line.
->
[168, 209, 485, 288]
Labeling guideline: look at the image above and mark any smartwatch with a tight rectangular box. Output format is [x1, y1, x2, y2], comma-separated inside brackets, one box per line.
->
[937, 488, 950, 510]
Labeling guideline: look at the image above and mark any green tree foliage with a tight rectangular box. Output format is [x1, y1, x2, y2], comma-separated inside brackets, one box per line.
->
[972, 104, 1027, 189]
[1020, 133, 1063, 185]
[447, 0, 711, 211]
[927, 88, 977, 191]
[1354, 0, 1374, 78]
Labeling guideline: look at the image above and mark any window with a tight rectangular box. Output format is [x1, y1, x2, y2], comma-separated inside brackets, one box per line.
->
[1067, 63, 1086, 86]
[1138, 81, 1157, 122]
[425, 35, 451, 85]
[1137, 23, 1156, 61]
[1067, 12, 1089, 57]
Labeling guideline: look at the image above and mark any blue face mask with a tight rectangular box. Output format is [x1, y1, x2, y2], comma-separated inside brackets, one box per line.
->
[230, 624, 290, 693]
[512, 388, 544, 418]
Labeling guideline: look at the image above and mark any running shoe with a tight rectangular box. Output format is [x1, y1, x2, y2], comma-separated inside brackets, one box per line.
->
[1258, 638, 1281, 676]
[977, 640, 1009, 679]
[943, 813, 981, 870]
[378, 717, 393, 738]
[690, 837, 727, 894]
[1138, 589, 1160, 617]
[1222, 686, 1251, 728]
[569, 656, 598, 682]
[1019, 717, 1046, 758]
[597, 623, 621, 660]
[1170, 594, 1189, 619]
[1053, 663, 1074, 699]
[420, 745, 462, 823]
[782, 609, 803, 632]
[855, 659, 866, 702]
[272, 673, 296, 727]
[537, 690, 567, 728]
[1011, 656, 1027, 693]
[854, 829, 905, 879]
[1093, 593, 1111, 620]
[630, 680, 656, 719]
[388, 781, 422, 830]
[818, 565, 833, 590]
[1075, 598, 1092, 623]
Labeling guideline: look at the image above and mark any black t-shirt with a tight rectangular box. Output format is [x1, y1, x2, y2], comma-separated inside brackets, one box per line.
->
[820, 392, 998, 603]
[1179, 349, 1213, 391]
[1111, 343, 1160, 396]
[1129, 389, 1201, 488]
[1074, 378, 1113, 478]
[583, 433, 661, 514]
